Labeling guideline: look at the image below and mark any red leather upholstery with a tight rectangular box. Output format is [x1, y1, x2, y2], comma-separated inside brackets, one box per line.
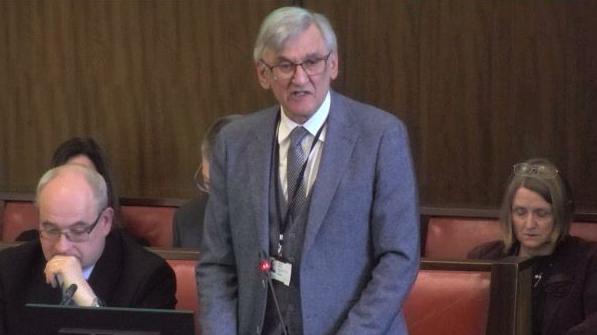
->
[120, 206, 175, 248]
[166, 259, 199, 312]
[2, 202, 38, 242]
[425, 217, 597, 259]
[166, 258, 199, 335]
[570, 222, 597, 242]
[425, 217, 501, 259]
[404, 269, 491, 335]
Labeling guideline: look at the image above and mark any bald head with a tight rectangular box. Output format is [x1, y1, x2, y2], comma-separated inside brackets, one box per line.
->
[36, 164, 108, 215]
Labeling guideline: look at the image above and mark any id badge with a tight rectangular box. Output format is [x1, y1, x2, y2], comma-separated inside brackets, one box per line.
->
[271, 258, 292, 286]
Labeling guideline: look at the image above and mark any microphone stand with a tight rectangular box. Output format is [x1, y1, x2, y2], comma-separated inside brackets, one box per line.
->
[259, 257, 289, 335]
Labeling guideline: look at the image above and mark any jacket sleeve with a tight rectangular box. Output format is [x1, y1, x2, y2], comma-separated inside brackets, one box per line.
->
[565, 245, 597, 335]
[336, 119, 420, 334]
[136, 260, 178, 309]
[196, 133, 238, 335]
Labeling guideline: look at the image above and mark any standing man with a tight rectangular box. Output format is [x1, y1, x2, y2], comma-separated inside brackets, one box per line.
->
[198, 6, 419, 335]
[0, 164, 176, 334]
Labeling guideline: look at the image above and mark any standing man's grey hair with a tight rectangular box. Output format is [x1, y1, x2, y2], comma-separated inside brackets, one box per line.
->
[253, 6, 337, 62]
[36, 164, 109, 214]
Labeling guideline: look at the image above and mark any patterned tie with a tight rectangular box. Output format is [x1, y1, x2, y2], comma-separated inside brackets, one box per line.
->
[286, 126, 309, 214]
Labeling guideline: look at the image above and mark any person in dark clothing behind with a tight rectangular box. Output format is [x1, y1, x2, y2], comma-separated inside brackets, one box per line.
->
[0, 164, 176, 334]
[16, 137, 151, 245]
[468, 158, 597, 335]
[50, 137, 119, 211]
[17, 137, 124, 241]
[172, 114, 242, 248]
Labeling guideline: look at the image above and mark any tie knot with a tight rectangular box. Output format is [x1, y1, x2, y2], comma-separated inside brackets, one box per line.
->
[289, 126, 308, 148]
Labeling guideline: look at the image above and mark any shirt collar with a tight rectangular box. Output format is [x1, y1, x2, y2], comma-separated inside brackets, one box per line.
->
[278, 91, 330, 143]
[82, 264, 95, 280]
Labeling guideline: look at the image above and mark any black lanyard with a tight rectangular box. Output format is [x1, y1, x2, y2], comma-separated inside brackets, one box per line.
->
[270, 113, 326, 256]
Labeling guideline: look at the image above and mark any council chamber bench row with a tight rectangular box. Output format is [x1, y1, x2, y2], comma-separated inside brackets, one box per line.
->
[0, 192, 184, 247]
[421, 206, 597, 258]
[0, 191, 543, 335]
[0, 241, 536, 335]
[4, 192, 597, 258]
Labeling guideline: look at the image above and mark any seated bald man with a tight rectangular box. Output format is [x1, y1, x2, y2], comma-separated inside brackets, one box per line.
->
[0, 164, 176, 334]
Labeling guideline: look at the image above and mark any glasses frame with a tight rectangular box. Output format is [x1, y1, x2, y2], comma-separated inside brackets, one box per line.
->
[512, 163, 559, 178]
[259, 51, 333, 80]
[39, 207, 106, 243]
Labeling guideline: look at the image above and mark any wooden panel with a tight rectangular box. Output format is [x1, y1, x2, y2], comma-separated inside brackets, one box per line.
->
[1, 1, 597, 212]
[304, 0, 597, 210]
[0, 0, 289, 198]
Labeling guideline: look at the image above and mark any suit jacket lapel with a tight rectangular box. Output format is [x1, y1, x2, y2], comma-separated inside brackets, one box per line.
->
[88, 231, 122, 304]
[303, 92, 357, 254]
[247, 108, 278, 254]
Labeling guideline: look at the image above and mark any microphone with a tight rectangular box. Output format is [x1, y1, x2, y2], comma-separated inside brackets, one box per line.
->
[259, 255, 289, 335]
[55, 274, 78, 306]
[60, 283, 78, 306]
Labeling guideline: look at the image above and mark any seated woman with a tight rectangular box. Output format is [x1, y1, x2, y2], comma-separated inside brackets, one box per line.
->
[172, 114, 242, 248]
[468, 158, 597, 335]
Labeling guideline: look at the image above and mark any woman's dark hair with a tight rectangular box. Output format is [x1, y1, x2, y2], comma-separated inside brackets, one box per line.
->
[51, 137, 119, 211]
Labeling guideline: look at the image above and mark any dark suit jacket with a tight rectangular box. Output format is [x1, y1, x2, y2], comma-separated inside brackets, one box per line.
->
[0, 229, 177, 335]
[172, 194, 208, 248]
[198, 91, 420, 335]
[468, 236, 597, 335]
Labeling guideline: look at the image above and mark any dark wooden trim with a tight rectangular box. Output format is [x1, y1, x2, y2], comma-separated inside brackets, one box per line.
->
[421, 206, 597, 223]
[420, 258, 495, 271]
[487, 257, 533, 335]
[149, 247, 199, 261]
[119, 197, 188, 208]
[0, 192, 188, 208]
[421, 206, 500, 218]
[0, 192, 35, 202]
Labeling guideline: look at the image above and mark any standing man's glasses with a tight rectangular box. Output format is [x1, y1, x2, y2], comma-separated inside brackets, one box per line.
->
[39, 208, 106, 242]
[260, 51, 332, 80]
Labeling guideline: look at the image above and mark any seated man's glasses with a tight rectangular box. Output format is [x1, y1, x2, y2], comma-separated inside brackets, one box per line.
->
[39, 208, 106, 243]
[513, 163, 559, 178]
[260, 51, 332, 80]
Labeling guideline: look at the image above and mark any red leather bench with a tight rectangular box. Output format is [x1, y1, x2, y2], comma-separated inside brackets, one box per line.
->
[404, 269, 490, 335]
[0, 193, 184, 248]
[120, 205, 176, 247]
[1, 201, 38, 242]
[153, 248, 199, 335]
[0, 241, 532, 335]
[405, 258, 532, 335]
[422, 207, 597, 259]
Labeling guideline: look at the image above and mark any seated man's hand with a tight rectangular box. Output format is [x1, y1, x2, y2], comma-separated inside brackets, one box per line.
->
[44, 255, 99, 306]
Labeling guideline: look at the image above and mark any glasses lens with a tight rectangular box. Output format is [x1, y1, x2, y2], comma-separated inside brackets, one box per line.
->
[513, 163, 558, 178]
[68, 230, 90, 242]
[304, 60, 325, 75]
[272, 53, 330, 79]
[40, 229, 60, 241]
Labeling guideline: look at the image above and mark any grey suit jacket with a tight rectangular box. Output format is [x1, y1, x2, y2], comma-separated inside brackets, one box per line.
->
[197, 91, 419, 335]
